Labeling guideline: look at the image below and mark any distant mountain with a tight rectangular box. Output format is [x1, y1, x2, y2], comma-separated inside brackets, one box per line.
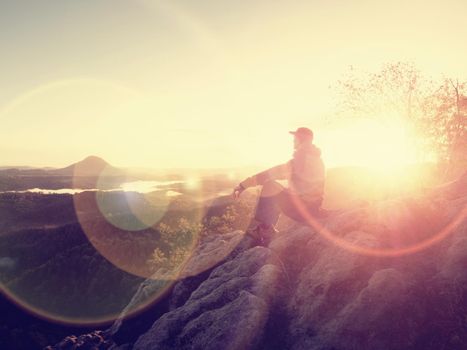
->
[51, 156, 123, 177]
[0, 156, 129, 191]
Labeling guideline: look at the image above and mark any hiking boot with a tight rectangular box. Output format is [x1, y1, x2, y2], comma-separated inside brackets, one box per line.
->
[260, 224, 279, 246]
[245, 219, 262, 240]
[245, 221, 278, 247]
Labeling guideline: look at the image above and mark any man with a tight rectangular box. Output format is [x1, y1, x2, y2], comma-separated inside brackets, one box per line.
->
[233, 127, 325, 246]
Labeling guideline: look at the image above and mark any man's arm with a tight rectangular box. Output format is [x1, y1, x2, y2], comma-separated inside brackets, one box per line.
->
[240, 161, 292, 189]
[232, 161, 292, 199]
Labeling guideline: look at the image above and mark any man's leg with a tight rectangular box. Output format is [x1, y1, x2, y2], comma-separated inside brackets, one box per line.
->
[253, 180, 284, 228]
[246, 180, 284, 245]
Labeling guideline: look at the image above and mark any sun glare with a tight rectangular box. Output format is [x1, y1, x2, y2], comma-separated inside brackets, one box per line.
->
[323, 119, 419, 171]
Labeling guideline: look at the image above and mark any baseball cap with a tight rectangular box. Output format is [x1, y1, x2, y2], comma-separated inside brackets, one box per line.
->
[289, 127, 313, 140]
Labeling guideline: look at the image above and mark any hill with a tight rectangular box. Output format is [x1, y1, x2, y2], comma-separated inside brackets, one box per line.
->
[0, 156, 127, 191]
[50, 156, 122, 177]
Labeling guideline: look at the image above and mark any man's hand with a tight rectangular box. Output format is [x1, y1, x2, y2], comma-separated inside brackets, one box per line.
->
[232, 183, 245, 200]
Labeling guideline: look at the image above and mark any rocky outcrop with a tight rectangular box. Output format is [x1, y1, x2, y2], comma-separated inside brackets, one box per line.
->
[133, 246, 284, 350]
[49, 173, 467, 350]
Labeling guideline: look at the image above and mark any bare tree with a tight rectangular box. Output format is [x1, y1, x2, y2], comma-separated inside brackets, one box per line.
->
[333, 62, 466, 171]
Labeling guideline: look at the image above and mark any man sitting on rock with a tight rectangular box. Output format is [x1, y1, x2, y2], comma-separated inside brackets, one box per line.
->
[233, 127, 325, 246]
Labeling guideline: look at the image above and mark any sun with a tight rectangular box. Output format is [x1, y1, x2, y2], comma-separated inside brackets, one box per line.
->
[320, 118, 437, 203]
[322, 118, 420, 171]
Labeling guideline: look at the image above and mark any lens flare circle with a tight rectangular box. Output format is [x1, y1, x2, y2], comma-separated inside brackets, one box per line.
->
[73, 169, 207, 281]
[94, 168, 173, 232]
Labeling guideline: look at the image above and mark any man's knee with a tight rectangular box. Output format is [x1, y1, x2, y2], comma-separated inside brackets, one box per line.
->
[260, 180, 283, 197]
[263, 179, 281, 188]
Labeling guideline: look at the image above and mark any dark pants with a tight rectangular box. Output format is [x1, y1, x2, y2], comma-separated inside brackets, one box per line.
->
[254, 180, 321, 227]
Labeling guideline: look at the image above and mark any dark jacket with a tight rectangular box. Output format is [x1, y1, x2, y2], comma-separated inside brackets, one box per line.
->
[240, 143, 325, 203]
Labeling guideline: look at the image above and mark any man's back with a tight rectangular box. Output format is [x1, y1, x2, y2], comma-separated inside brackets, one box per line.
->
[288, 143, 325, 204]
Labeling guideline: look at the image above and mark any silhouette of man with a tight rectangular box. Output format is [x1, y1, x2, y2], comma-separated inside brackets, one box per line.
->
[233, 127, 325, 245]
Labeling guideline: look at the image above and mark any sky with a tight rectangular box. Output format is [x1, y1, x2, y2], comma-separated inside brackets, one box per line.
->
[1, 0, 466, 169]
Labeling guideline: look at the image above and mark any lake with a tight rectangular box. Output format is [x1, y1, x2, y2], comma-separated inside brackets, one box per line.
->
[0, 180, 184, 195]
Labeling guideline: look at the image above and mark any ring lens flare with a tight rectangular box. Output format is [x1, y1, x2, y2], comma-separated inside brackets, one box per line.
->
[73, 167, 207, 281]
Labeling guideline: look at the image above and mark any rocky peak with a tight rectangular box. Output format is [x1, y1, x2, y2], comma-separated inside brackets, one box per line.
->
[52, 156, 120, 176]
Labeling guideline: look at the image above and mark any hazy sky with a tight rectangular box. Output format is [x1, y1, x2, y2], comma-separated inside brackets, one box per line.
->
[1, 0, 466, 169]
